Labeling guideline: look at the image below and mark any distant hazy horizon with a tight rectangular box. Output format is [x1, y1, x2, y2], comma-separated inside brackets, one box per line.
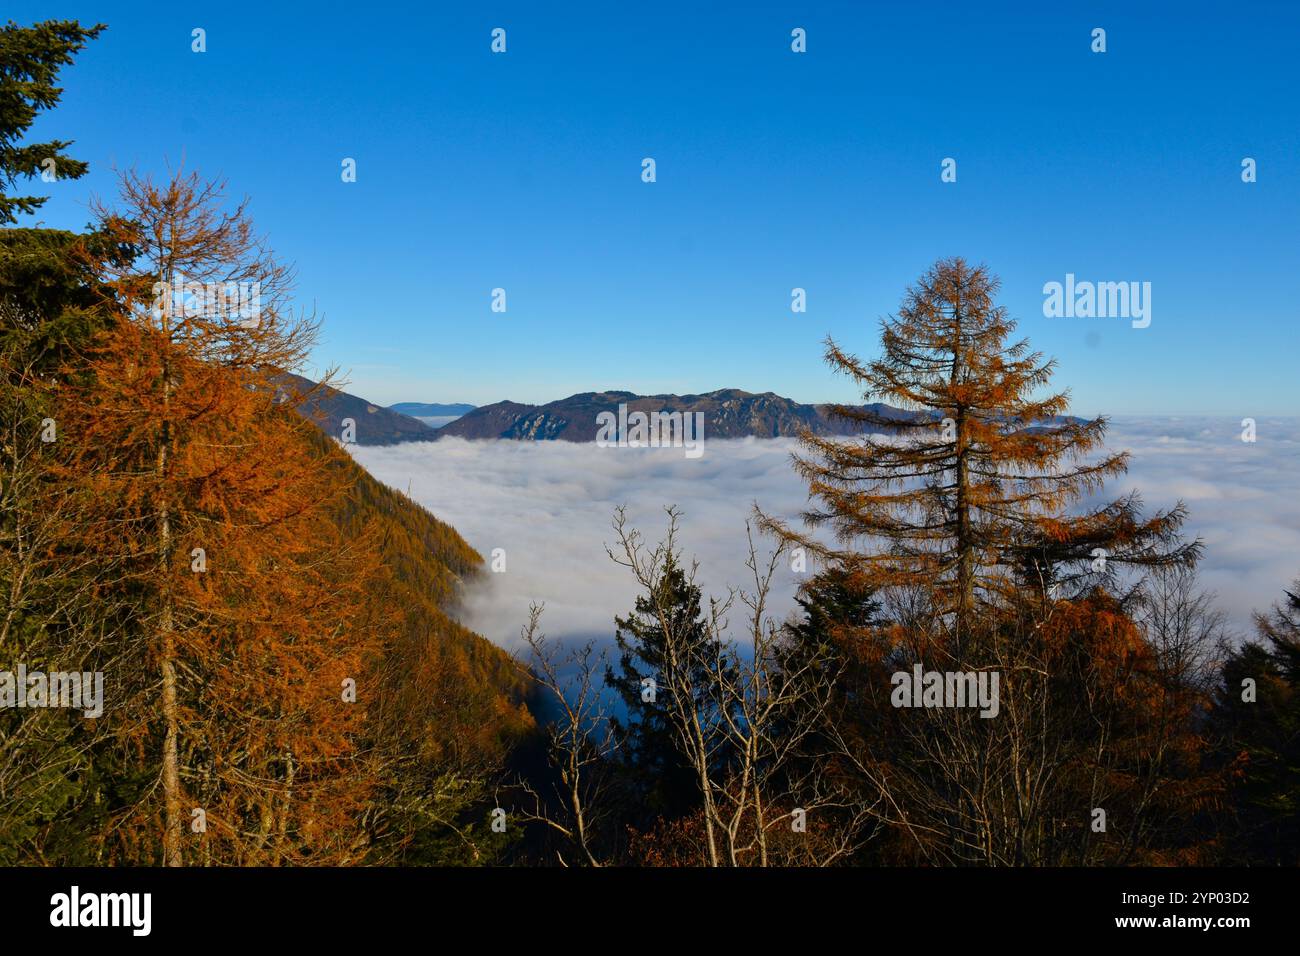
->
[386, 386, 1297, 421]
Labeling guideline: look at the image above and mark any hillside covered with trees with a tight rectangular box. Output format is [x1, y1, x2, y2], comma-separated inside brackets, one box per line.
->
[0, 20, 530, 866]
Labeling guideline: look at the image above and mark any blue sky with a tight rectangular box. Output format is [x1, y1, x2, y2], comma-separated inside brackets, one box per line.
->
[10, 1, 1299, 414]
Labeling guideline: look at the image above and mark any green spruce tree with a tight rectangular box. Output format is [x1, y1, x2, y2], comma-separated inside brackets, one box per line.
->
[1212, 579, 1300, 864]
[0, 19, 105, 224]
[605, 551, 729, 822]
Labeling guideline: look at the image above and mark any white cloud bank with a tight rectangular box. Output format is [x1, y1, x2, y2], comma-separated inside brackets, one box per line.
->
[352, 417, 1299, 651]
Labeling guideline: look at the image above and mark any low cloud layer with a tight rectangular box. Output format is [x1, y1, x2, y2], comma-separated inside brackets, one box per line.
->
[352, 417, 1299, 651]
[1095, 416, 1300, 632]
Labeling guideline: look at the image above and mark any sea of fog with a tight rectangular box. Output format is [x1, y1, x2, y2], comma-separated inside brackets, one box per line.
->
[352, 417, 1300, 652]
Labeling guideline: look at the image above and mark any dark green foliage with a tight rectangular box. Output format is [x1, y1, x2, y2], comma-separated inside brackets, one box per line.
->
[1211, 581, 1300, 864]
[787, 568, 884, 659]
[604, 554, 726, 822]
[0, 227, 132, 373]
[778, 566, 885, 737]
[0, 20, 105, 224]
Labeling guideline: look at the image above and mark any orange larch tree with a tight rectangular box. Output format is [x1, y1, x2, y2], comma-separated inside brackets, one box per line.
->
[53, 169, 391, 865]
[761, 256, 1198, 645]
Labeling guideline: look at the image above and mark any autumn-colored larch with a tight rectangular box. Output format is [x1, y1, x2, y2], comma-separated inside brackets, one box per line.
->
[52, 169, 391, 864]
[761, 257, 1198, 646]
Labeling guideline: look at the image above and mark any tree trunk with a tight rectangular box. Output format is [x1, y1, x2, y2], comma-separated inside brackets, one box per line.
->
[951, 294, 974, 650]
[158, 288, 183, 867]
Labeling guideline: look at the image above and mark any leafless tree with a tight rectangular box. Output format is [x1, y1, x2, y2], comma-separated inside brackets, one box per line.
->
[510, 603, 620, 866]
[608, 506, 873, 866]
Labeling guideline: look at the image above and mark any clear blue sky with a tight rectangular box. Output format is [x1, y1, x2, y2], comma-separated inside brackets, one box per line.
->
[11, 1, 1299, 415]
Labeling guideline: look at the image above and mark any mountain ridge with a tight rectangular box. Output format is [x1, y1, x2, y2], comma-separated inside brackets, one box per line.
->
[436, 388, 931, 442]
[280, 376, 1081, 445]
